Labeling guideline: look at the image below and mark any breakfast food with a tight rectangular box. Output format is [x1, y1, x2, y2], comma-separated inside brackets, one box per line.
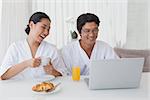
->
[32, 82, 54, 92]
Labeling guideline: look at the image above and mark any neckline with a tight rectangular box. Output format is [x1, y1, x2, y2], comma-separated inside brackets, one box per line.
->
[25, 39, 44, 58]
[77, 40, 97, 60]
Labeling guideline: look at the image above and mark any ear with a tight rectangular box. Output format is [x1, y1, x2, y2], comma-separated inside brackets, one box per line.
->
[29, 21, 35, 29]
[79, 33, 82, 37]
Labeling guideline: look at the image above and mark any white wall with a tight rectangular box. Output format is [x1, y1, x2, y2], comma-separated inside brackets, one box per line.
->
[0, 0, 149, 65]
[0, 0, 31, 65]
[0, 0, 128, 64]
[32, 0, 127, 48]
[124, 0, 149, 49]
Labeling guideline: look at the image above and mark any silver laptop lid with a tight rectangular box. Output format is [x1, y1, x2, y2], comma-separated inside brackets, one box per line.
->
[89, 58, 144, 90]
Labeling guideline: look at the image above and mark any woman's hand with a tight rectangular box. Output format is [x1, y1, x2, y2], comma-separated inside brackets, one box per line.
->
[26, 57, 41, 68]
[1, 57, 41, 80]
[43, 62, 62, 77]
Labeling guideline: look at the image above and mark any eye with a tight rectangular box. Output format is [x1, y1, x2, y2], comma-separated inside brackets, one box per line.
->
[83, 29, 90, 33]
[93, 29, 99, 33]
[41, 26, 46, 29]
[85, 30, 90, 32]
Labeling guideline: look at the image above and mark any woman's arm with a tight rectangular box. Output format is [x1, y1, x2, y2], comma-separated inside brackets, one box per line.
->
[1, 58, 41, 80]
[1, 61, 29, 80]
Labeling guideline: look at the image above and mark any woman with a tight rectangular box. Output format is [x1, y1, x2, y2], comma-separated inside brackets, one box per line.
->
[61, 13, 118, 75]
[0, 12, 66, 80]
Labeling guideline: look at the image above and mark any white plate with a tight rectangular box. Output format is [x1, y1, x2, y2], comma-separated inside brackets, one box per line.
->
[32, 83, 61, 95]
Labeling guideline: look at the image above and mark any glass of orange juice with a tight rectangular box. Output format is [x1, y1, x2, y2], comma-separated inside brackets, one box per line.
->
[72, 66, 80, 81]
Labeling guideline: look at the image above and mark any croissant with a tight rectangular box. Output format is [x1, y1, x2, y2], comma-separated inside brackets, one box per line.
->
[32, 82, 54, 92]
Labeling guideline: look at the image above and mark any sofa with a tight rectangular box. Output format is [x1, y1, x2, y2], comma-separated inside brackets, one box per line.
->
[114, 48, 150, 72]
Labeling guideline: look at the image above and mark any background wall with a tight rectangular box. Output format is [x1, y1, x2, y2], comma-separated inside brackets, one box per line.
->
[124, 0, 149, 49]
[0, 0, 149, 65]
[0, 0, 31, 64]
[32, 0, 128, 49]
[0, 0, 128, 65]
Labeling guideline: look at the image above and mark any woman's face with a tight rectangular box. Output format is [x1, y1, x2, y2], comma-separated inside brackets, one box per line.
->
[80, 22, 99, 45]
[29, 18, 50, 44]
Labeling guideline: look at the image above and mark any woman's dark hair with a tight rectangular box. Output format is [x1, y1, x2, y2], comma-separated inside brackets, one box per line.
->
[77, 13, 100, 34]
[25, 12, 51, 35]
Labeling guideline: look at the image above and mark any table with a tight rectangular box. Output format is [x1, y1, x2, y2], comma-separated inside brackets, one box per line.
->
[0, 73, 149, 100]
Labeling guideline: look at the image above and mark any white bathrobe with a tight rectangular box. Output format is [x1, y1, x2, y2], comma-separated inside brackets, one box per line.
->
[0, 39, 66, 79]
[61, 40, 119, 75]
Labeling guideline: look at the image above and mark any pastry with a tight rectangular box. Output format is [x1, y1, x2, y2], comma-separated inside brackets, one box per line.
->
[32, 82, 54, 92]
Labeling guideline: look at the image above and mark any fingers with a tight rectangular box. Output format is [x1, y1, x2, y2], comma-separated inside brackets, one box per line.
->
[32, 57, 41, 67]
[44, 64, 53, 74]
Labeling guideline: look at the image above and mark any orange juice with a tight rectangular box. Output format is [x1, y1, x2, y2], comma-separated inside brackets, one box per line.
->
[72, 66, 80, 81]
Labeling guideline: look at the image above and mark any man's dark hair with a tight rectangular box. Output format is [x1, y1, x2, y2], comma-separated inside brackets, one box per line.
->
[77, 13, 100, 34]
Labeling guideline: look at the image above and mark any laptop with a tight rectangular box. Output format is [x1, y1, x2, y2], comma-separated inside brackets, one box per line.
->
[85, 58, 144, 90]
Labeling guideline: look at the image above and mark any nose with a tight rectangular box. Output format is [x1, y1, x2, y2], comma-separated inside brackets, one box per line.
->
[44, 29, 49, 36]
[88, 32, 95, 37]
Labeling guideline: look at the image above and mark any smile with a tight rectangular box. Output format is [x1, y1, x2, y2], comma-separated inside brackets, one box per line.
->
[40, 34, 46, 39]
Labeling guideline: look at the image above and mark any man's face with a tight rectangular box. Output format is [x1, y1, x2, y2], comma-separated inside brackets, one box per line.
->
[80, 22, 99, 45]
